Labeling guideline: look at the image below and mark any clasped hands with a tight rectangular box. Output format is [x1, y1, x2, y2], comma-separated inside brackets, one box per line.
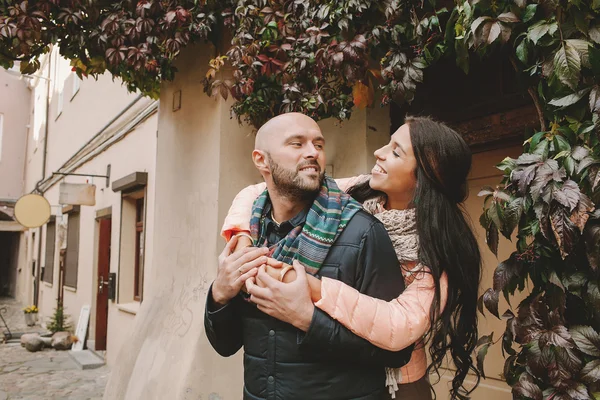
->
[212, 235, 315, 331]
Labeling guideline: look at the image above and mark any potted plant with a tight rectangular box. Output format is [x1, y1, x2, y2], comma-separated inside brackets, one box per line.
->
[23, 305, 38, 326]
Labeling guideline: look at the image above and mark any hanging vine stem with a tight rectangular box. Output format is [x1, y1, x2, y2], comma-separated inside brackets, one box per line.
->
[509, 55, 547, 132]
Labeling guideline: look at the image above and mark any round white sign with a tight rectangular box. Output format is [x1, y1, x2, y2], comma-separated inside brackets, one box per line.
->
[14, 194, 51, 228]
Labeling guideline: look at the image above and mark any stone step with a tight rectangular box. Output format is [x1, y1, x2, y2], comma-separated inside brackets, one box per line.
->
[68, 349, 105, 370]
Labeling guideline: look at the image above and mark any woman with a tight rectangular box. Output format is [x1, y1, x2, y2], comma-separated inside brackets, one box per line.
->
[222, 117, 481, 400]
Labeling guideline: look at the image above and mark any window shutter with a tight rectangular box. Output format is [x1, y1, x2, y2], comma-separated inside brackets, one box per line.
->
[43, 221, 55, 283]
[64, 213, 80, 288]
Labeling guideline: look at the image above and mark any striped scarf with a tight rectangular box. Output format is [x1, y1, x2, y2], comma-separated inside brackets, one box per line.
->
[249, 177, 362, 274]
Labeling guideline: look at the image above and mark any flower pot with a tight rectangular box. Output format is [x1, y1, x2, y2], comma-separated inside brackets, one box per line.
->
[24, 313, 37, 326]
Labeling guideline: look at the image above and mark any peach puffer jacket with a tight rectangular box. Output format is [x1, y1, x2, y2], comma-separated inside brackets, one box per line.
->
[221, 178, 448, 386]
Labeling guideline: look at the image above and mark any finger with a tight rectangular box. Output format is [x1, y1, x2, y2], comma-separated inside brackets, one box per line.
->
[234, 247, 270, 268]
[258, 265, 284, 289]
[220, 236, 239, 260]
[247, 279, 272, 300]
[236, 268, 259, 285]
[264, 258, 284, 268]
[292, 260, 308, 282]
[229, 244, 260, 261]
[237, 256, 268, 275]
[245, 277, 256, 292]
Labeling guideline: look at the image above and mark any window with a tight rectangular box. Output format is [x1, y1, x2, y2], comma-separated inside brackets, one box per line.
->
[43, 220, 56, 284]
[134, 197, 145, 301]
[0, 113, 3, 162]
[64, 212, 80, 288]
[71, 74, 81, 100]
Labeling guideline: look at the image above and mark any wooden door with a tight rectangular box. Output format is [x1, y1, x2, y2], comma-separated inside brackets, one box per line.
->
[95, 217, 111, 351]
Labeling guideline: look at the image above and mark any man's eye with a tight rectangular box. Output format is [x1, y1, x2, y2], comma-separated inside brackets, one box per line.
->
[291, 142, 301, 147]
[315, 144, 324, 149]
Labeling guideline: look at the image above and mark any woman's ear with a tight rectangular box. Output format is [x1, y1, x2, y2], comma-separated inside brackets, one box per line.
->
[252, 150, 269, 173]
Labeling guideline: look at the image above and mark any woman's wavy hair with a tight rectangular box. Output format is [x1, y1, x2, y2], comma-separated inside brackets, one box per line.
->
[348, 116, 481, 399]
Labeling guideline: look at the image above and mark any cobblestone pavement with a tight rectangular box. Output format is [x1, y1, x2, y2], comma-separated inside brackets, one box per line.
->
[0, 297, 110, 400]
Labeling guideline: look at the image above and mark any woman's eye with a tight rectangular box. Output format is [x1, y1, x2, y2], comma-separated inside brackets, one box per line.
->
[392, 150, 401, 158]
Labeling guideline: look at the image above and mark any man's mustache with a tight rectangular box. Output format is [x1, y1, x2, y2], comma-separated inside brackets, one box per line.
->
[297, 161, 321, 172]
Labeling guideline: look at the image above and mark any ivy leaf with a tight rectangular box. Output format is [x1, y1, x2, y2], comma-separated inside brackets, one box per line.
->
[570, 194, 594, 233]
[493, 254, 521, 292]
[581, 360, 600, 384]
[476, 333, 494, 378]
[553, 180, 581, 211]
[585, 281, 600, 310]
[512, 372, 543, 400]
[566, 39, 591, 68]
[523, 4, 538, 23]
[486, 223, 499, 256]
[590, 26, 600, 44]
[501, 199, 524, 238]
[584, 222, 600, 270]
[549, 87, 592, 108]
[488, 22, 502, 44]
[513, 164, 538, 195]
[550, 206, 579, 258]
[554, 41, 582, 91]
[528, 22, 551, 45]
[589, 166, 600, 191]
[482, 288, 500, 318]
[571, 326, 600, 357]
[498, 12, 520, 23]
[516, 39, 530, 64]
[572, 146, 591, 161]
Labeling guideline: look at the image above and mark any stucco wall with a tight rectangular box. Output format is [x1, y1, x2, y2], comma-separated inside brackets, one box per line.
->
[0, 69, 30, 200]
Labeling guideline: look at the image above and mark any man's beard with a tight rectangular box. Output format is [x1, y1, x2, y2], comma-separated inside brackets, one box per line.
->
[267, 155, 325, 200]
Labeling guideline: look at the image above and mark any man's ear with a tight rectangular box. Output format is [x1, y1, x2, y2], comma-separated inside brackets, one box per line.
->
[252, 150, 269, 173]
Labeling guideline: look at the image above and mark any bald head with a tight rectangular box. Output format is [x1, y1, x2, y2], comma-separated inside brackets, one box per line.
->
[255, 113, 321, 151]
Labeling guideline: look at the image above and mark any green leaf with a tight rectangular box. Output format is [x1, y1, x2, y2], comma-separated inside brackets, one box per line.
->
[590, 46, 600, 75]
[516, 39, 529, 64]
[523, 4, 538, 23]
[476, 333, 493, 378]
[548, 87, 591, 108]
[590, 27, 600, 44]
[528, 22, 551, 45]
[554, 41, 582, 91]
[566, 39, 591, 68]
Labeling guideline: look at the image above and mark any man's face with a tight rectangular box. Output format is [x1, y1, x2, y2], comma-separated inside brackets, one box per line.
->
[266, 126, 326, 198]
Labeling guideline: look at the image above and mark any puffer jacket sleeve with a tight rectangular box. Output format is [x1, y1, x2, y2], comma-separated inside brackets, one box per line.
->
[220, 182, 266, 241]
[315, 270, 449, 351]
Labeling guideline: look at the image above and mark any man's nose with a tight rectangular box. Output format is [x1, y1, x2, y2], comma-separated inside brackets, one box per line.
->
[304, 143, 320, 158]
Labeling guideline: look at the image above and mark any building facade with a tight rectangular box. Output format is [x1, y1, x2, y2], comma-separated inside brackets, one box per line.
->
[9, 47, 158, 363]
[0, 68, 30, 299]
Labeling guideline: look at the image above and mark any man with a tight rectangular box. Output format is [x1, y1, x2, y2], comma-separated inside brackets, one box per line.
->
[204, 113, 412, 400]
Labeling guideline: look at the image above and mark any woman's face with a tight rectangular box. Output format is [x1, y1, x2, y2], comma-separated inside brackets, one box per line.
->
[370, 124, 418, 207]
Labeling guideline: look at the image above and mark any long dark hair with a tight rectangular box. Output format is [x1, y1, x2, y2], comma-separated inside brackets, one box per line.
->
[348, 116, 481, 399]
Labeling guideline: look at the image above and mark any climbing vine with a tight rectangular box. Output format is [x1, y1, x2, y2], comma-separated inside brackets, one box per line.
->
[2, 1, 600, 399]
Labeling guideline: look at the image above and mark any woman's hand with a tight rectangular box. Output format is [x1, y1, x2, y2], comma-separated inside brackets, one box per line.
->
[247, 261, 315, 331]
[233, 233, 253, 252]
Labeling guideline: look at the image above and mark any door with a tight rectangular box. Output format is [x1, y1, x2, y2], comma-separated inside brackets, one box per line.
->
[95, 217, 111, 351]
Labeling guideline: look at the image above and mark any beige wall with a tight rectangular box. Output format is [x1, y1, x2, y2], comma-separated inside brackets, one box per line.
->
[0, 69, 30, 200]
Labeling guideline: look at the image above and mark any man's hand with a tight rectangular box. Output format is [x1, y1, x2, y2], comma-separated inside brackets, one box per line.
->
[212, 236, 269, 307]
[247, 260, 315, 332]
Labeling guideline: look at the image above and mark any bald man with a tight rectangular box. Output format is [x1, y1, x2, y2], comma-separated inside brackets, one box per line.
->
[204, 113, 412, 400]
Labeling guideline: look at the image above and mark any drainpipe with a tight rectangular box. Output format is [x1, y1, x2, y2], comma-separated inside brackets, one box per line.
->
[33, 51, 52, 307]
